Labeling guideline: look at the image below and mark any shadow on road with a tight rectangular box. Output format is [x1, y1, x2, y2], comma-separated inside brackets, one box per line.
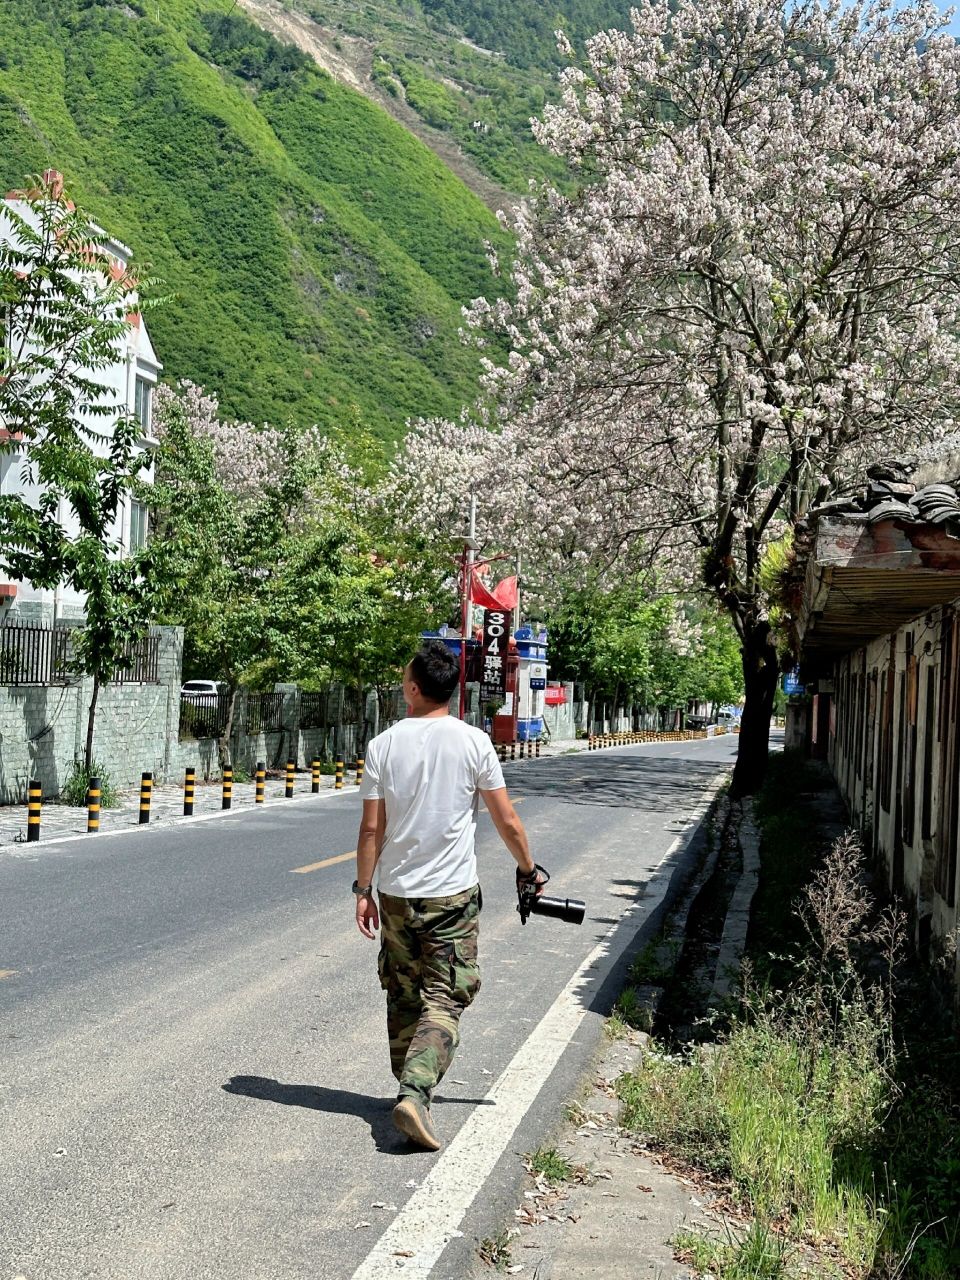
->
[222, 1075, 491, 1153]
[506, 753, 723, 810]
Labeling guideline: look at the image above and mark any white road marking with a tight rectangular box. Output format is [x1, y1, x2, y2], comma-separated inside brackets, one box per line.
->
[350, 771, 727, 1280]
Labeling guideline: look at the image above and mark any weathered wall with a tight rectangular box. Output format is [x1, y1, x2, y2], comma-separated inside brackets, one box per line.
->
[827, 603, 960, 987]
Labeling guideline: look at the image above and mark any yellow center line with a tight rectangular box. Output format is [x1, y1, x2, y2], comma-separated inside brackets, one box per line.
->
[291, 850, 356, 875]
[0, 970, 17, 980]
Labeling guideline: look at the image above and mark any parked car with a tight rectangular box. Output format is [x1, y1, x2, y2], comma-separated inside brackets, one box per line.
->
[180, 679, 228, 702]
[717, 706, 742, 729]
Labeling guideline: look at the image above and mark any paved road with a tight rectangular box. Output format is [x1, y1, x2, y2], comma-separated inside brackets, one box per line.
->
[0, 736, 738, 1280]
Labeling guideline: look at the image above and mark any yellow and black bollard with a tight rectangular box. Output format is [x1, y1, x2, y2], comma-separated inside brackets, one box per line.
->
[27, 778, 41, 843]
[510, 740, 516, 761]
[221, 766, 233, 811]
[255, 762, 265, 804]
[355, 755, 364, 787]
[535, 738, 541, 759]
[335, 758, 344, 790]
[183, 767, 195, 816]
[285, 759, 295, 799]
[86, 776, 101, 833]
[311, 758, 321, 794]
[139, 771, 153, 825]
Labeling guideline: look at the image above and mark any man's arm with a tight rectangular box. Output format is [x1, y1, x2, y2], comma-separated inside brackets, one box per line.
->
[355, 797, 386, 940]
[480, 787, 536, 875]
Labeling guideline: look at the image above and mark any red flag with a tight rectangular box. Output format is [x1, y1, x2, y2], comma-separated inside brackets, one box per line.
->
[471, 570, 517, 611]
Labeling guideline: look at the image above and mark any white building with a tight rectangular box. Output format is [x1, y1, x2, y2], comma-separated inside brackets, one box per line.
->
[0, 171, 161, 624]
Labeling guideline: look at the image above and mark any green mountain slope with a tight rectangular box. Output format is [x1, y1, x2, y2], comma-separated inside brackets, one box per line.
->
[0, 0, 512, 439]
[262, 0, 638, 193]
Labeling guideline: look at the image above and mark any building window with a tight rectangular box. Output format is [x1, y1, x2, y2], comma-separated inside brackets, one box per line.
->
[129, 499, 148, 552]
[134, 376, 152, 435]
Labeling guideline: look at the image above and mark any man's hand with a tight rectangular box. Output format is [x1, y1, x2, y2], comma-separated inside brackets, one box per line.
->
[356, 893, 380, 940]
[517, 863, 549, 897]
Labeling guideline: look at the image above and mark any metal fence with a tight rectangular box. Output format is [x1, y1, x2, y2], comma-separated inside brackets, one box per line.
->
[179, 692, 231, 740]
[299, 688, 334, 730]
[0, 622, 71, 685]
[176, 683, 379, 743]
[245, 691, 284, 734]
[0, 622, 160, 687]
[112, 631, 161, 683]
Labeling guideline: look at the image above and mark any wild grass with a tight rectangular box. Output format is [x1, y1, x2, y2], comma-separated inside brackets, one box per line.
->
[60, 758, 120, 809]
[524, 1146, 574, 1185]
[617, 753, 960, 1278]
[674, 1218, 800, 1280]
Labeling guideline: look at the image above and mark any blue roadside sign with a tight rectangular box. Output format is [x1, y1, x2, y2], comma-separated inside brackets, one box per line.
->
[783, 670, 805, 696]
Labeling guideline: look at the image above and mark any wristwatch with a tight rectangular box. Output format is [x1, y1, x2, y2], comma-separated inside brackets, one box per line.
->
[352, 879, 374, 896]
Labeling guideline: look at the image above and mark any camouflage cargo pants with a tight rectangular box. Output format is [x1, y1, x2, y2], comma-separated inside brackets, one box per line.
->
[377, 885, 481, 1104]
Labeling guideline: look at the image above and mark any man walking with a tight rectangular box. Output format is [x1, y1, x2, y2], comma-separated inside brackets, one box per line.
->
[354, 639, 544, 1151]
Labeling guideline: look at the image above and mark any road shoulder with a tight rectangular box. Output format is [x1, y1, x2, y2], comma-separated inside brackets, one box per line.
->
[495, 1026, 711, 1279]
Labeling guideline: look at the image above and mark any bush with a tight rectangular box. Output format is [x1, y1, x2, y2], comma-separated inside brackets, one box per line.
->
[61, 759, 120, 808]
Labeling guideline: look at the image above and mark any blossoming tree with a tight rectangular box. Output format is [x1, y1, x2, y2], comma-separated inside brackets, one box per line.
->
[390, 0, 960, 794]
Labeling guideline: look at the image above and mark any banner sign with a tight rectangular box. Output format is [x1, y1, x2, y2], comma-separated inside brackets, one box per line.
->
[481, 608, 509, 701]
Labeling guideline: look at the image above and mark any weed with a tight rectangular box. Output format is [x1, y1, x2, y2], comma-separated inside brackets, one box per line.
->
[564, 1100, 591, 1125]
[629, 936, 679, 985]
[478, 1228, 513, 1270]
[614, 985, 654, 1032]
[618, 1045, 730, 1177]
[60, 759, 119, 809]
[525, 1146, 573, 1185]
[605, 1010, 631, 1040]
[674, 1217, 797, 1279]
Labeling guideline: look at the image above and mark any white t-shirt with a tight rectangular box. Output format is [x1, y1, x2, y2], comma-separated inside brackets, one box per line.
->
[358, 715, 506, 898]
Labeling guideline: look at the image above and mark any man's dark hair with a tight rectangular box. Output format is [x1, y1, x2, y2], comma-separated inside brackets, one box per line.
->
[410, 639, 460, 704]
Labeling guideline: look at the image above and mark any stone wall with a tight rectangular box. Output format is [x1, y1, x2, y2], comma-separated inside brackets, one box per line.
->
[0, 626, 183, 804]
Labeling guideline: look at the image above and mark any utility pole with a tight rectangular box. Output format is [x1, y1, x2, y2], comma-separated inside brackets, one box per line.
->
[513, 552, 522, 635]
[459, 494, 477, 721]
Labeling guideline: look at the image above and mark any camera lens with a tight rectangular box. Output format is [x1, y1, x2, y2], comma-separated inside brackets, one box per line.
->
[529, 895, 586, 925]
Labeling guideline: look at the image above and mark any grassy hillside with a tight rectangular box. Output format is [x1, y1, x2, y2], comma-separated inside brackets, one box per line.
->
[0, 0, 513, 440]
[281, 0, 638, 192]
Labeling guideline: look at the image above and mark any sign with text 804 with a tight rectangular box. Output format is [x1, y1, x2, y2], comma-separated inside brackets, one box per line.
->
[481, 609, 509, 701]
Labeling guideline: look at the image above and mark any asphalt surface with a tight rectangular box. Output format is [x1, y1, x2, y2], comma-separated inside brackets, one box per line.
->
[0, 735, 738, 1280]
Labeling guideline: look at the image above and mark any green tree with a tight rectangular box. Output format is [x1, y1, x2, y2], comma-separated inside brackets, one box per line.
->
[149, 388, 438, 759]
[0, 173, 170, 771]
[0, 417, 173, 770]
[547, 583, 743, 723]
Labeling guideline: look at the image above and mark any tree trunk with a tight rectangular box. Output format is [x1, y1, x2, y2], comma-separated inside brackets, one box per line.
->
[84, 671, 101, 774]
[730, 620, 779, 798]
[219, 684, 238, 770]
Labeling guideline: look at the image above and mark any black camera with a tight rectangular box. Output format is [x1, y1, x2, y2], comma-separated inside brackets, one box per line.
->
[517, 864, 585, 926]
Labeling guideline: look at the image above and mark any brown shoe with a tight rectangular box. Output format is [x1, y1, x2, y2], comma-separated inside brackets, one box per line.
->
[392, 1097, 441, 1151]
